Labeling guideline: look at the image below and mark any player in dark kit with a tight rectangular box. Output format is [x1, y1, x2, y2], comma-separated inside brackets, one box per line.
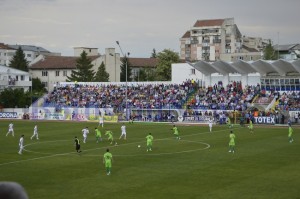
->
[74, 136, 82, 153]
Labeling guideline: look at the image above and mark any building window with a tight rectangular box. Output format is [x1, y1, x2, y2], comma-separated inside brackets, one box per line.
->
[42, 81, 48, 88]
[27, 54, 31, 57]
[55, 71, 60, 76]
[21, 75, 24, 81]
[63, 71, 67, 76]
[191, 69, 195, 75]
[42, 71, 48, 76]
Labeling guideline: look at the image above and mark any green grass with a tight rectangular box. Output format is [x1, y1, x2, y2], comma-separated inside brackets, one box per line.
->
[0, 120, 299, 199]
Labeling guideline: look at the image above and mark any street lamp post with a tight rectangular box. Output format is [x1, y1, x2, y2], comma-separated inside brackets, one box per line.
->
[116, 41, 130, 121]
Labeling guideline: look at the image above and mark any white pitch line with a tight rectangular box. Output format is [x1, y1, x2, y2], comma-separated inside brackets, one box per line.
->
[0, 126, 236, 166]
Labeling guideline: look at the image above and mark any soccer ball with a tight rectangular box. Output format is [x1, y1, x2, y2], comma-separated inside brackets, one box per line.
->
[138, 145, 141, 148]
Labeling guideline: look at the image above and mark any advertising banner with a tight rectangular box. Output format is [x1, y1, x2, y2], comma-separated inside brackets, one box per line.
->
[183, 115, 211, 123]
[0, 112, 18, 118]
[44, 113, 65, 120]
[254, 116, 275, 124]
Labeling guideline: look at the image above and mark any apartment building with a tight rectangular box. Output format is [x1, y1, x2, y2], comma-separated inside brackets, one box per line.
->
[180, 18, 265, 62]
[0, 42, 59, 66]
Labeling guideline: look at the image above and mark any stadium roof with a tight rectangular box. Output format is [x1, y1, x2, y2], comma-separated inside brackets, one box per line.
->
[191, 59, 300, 76]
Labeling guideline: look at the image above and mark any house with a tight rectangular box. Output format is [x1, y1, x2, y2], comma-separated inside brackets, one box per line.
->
[29, 48, 120, 91]
[128, 57, 158, 81]
[0, 65, 32, 92]
[274, 44, 300, 60]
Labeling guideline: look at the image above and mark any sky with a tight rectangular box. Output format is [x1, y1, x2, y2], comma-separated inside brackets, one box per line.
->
[1, 0, 299, 58]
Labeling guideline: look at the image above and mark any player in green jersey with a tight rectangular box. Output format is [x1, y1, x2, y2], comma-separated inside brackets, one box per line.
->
[248, 120, 254, 133]
[105, 131, 117, 145]
[288, 126, 294, 143]
[95, 127, 102, 143]
[146, 133, 154, 152]
[172, 125, 181, 140]
[228, 130, 236, 153]
[226, 118, 232, 128]
[103, 148, 113, 175]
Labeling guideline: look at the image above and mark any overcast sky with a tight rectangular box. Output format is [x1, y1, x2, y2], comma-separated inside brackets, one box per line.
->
[1, 0, 299, 57]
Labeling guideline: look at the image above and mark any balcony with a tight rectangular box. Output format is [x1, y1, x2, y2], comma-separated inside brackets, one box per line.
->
[0, 80, 32, 88]
[213, 39, 221, 43]
[14, 80, 32, 87]
[191, 40, 199, 44]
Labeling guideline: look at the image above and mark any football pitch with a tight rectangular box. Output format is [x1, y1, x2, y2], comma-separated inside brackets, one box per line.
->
[0, 120, 299, 199]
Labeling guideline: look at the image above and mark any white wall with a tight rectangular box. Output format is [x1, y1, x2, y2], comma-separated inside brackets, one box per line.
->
[172, 63, 204, 84]
[172, 63, 261, 88]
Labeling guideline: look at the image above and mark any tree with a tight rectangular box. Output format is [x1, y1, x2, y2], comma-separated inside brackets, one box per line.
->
[31, 77, 47, 102]
[120, 56, 132, 82]
[263, 40, 279, 60]
[0, 88, 31, 108]
[94, 61, 109, 82]
[67, 51, 95, 82]
[9, 46, 29, 71]
[32, 77, 46, 93]
[151, 48, 157, 58]
[155, 49, 179, 81]
[134, 68, 156, 81]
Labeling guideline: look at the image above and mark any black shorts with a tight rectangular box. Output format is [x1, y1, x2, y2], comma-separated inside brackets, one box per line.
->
[76, 145, 80, 150]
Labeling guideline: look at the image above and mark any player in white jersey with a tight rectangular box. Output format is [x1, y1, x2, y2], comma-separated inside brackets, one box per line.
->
[208, 119, 213, 132]
[82, 127, 89, 143]
[18, 135, 24, 154]
[98, 116, 104, 127]
[6, 123, 14, 137]
[31, 125, 39, 140]
[119, 124, 127, 140]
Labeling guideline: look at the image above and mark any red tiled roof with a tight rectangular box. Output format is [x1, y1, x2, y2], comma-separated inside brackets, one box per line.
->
[30, 55, 100, 70]
[127, 57, 158, 68]
[193, 19, 224, 27]
[0, 43, 13, 50]
[181, 31, 191, 39]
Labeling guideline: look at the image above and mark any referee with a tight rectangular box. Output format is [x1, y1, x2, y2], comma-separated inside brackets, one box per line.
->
[74, 136, 82, 153]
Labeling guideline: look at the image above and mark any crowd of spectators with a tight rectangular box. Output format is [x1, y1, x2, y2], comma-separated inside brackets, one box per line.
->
[43, 80, 300, 112]
[276, 91, 300, 111]
[43, 80, 198, 111]
[186, 81, 260, 111]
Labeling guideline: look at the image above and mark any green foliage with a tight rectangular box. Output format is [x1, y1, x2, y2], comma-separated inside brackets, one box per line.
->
[32, 77, 47, 102]
[9, 46, 29, 71]
[32, 77, 47, 93]
[263, 40, 279, 60]
[134, 68, 156, 81]
[155, 49, 179, 81]
[0, 121, 300, 199]
[120, 56, 132, 82]
[94, 61, 110, 82]
[67, 51, 95, 82]
[0, 88, 31, 108]
[151, 48, 157, 58]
